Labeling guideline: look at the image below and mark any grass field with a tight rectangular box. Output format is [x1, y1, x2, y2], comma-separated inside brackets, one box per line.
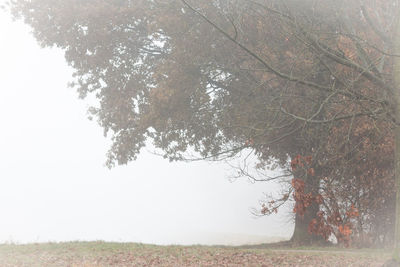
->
[0, 241, 391, 266]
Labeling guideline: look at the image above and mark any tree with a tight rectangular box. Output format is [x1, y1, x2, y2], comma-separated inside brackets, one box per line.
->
[392, 5, 400, 257]
[178, 0, 400, 247]
[11, 0, 399, 248]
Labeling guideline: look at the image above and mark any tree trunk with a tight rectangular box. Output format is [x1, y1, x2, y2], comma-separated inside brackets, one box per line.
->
[393, 7, 400, 260]
[290, 200, 322, 245]
[290, 169, 325, 245]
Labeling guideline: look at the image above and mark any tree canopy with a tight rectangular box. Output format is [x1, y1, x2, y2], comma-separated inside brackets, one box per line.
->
[12, 0, 400, 247]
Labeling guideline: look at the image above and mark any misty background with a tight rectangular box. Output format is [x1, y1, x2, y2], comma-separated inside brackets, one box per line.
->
[0, 5, 292, 245]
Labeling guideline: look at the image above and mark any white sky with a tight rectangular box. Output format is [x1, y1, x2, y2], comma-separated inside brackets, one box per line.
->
[0, 6, 292, 245]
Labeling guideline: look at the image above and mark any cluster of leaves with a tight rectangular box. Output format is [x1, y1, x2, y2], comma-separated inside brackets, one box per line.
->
[319, 117, 395, 247]
[286, 121, 394, 247]
[11, 0, 399, 247]
[287, 116, 395, 247]
[254, 0, 397, 247]
[291, 150, 393, 247]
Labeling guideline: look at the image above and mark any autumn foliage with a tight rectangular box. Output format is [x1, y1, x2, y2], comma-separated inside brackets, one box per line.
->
[289, 130, 394, 247]
[290, 155, 362, 246]
[12, 0, 399, 248]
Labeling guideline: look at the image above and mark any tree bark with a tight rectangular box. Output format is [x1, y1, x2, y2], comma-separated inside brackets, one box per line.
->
[290, 200, 322, 245]
[393, 7, 400, 260]
[290, 169, 325, 245]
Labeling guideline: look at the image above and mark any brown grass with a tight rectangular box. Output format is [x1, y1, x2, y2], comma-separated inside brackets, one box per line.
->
[0, 241, 391, 266]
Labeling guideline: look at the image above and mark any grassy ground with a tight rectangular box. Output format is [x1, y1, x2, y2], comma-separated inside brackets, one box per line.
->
[0, 241, 391, 266]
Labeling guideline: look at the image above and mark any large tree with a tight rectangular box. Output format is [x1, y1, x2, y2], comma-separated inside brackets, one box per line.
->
[11, 0, 399, 248]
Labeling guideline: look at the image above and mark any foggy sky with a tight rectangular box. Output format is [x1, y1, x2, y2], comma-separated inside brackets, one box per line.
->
[0, 6, 292, 245]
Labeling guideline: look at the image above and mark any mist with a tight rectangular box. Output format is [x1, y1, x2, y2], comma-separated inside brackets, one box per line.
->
[0, 0, 398, 265]
[0, 8, 291, 246]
